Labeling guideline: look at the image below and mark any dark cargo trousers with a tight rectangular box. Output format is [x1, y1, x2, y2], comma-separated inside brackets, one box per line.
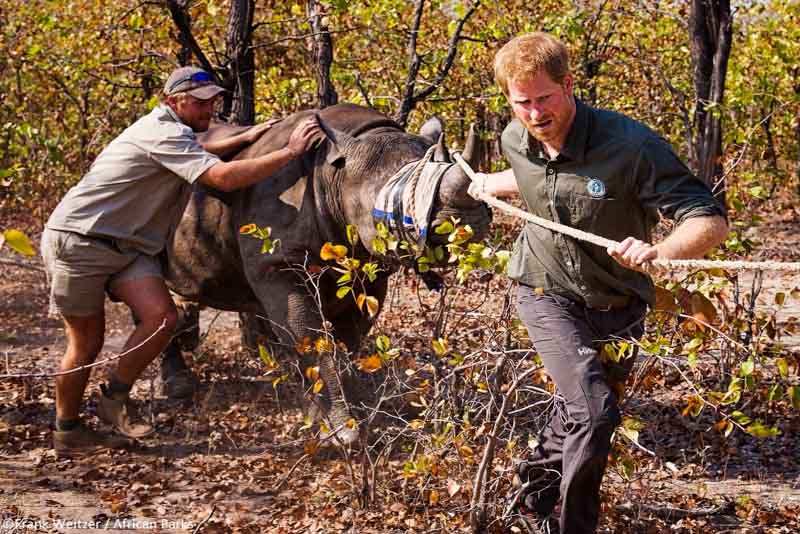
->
[515, 285, 647, 534]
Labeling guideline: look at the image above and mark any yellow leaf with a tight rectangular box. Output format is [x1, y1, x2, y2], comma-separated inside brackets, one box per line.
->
[458, 445, 474, 458]
[300, 415, 313, 431]
[345, 418, 357, 429]
[432, 338, 449, 356]
[239, 223, 257, 235]
[408, 419, 425, 430]
[315, 337, 334, 354]
[428, 489, 439, 506]
[320, 242, 348, 261]
[346, 224, 359, 246]
[304, 366, 320, 381]
[365, 295, 379, 318]
[356, 354, 383, 373]
[3, 229, 35, 256]
[312, 378, 324, 394]
[356, 293, 366, 311]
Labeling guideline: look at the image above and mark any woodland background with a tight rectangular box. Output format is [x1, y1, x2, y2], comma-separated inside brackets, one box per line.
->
[1, 1, 800, 533]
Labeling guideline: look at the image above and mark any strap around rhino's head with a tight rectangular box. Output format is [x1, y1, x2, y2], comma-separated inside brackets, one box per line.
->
[316, 113, 360, 165]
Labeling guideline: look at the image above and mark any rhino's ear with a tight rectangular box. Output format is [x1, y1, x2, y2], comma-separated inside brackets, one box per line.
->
[419, 116, 444, 144]
[433, 133, 451, 163]
[317, 114, 359, 165]
[461, 124, 481, 168]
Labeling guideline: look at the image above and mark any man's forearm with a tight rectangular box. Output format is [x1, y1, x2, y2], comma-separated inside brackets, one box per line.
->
[199, 147, 297, 192]
[654, 215, 729, 259]
[485, 168, 519, 198]
[201, 130, 253, 158]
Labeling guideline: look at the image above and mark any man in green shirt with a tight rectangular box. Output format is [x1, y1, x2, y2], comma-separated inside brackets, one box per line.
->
[471, 33, 728, 533]
[42, 66, 321, 457]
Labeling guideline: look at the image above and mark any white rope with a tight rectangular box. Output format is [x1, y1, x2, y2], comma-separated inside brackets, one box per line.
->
[452, 153, 800, 273]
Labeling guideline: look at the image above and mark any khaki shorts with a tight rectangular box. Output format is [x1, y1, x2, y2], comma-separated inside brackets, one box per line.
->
[41, 228, 163, 317]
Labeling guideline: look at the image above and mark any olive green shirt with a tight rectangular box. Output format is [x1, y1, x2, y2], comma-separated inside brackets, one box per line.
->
[504, 99, 726, 308]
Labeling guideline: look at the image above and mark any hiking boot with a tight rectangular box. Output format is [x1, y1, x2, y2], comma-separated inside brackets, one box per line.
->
[515, 512, 556, 534]
[159, 368, 197, 399]
[53, 422, 130, 458]
[96, 386, 155, 439]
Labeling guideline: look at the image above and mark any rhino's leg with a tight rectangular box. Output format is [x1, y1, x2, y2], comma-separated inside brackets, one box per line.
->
[159, 296, 200, 399]
[254, 272, 359, 446]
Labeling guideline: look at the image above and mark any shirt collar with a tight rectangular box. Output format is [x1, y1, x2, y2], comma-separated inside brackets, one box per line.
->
[158, 103, 183, 125]
[517, 98, 590, 164]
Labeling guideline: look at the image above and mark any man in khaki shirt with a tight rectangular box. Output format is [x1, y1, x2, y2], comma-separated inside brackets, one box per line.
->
[42, 66, 321, 457]
[470, 34, 728, 533]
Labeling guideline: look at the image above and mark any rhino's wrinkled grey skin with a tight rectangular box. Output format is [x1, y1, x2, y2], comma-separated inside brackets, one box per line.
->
[164, 103, 490, 445]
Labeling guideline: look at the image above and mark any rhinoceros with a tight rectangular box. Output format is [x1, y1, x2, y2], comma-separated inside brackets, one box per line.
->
[161, 103, 490, 444]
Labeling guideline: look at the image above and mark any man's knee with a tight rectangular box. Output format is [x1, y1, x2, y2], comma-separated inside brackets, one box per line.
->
[586, 403, 622, 443]
[138, 303, 178, 334]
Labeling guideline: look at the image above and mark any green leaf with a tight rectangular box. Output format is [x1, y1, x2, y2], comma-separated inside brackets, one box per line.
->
[789, 386, 800, 410]
[767, 384, 782, 402]
[337, 271, 352, 285]
[376, 222, 389, 239]
[740, 358, 755, 377]
[776, 358, 789, 378]
[336, 286, 351, 299]
[745, 421, 781, 439]
[434, 221, 454, 234]
[2, 229, 35, 256]
[372, 237, 387, 255]
[730, 410, 751, 426]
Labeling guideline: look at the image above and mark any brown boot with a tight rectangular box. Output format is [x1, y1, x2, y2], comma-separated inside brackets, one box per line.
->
[53, 422, 131, 458]
[96, 387, 155, 439]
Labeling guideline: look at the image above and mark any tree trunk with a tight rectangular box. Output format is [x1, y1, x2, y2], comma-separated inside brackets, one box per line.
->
[165, 0, 216, 75]
[224, 0, 256, 125]
[690, 0, 732, 203]
[307, 0, 338, 108]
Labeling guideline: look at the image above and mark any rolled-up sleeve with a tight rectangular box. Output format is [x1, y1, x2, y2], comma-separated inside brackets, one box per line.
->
[634, 136, 726, 224]
[149, 128, 221, 184]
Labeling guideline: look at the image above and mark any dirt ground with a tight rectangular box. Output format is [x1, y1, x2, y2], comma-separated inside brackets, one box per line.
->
[1, 211, 800, 533]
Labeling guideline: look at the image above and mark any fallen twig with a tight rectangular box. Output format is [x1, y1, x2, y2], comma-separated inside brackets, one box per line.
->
[0, 257, 45, 273]
[615, 499, 735, 519]
[192, 504, 217, 533]
[273, 453, 310, 493]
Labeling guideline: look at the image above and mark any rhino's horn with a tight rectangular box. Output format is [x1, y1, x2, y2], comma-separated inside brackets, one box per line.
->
[316, 113, 359, 165]
[461, 124, 481, 168]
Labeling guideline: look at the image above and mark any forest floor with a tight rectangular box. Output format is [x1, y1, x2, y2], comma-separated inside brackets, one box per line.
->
[1, 202, 800, 533]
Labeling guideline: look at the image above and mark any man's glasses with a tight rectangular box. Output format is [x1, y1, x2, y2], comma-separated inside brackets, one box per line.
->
[168, 71, 213, 93]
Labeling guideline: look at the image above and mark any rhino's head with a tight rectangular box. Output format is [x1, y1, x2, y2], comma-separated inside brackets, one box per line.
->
[314, 110, 491, 260]
[416, 118, 492, 244]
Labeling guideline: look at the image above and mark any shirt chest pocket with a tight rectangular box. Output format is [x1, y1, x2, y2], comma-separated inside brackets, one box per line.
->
[558, 174, 623, 229]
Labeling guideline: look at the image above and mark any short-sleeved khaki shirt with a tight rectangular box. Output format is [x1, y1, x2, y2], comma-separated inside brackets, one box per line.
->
[503, 99, 726, 308]
[46, 105, 220, 256]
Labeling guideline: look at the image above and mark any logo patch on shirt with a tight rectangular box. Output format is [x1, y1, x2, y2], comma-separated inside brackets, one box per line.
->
[586, 178, 607, 198]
